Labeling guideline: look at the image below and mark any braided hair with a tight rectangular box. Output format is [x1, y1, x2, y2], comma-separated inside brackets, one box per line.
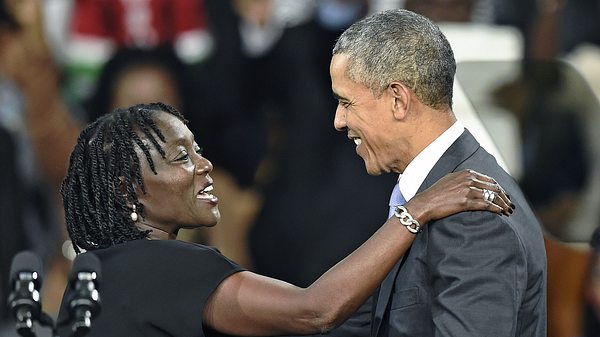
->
[61, 102, 187, 253]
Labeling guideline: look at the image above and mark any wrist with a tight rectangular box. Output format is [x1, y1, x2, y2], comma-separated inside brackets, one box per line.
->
[393, 205, 422, 234]
[403, 199, 429, 225]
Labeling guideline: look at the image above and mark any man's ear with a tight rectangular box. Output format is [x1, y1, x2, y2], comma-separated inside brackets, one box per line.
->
[389, 82, 411, 120]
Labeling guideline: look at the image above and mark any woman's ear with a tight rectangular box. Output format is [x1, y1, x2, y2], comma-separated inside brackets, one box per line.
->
[389, 82, 411, 120]
[118, 177, 143, 222]
[117, 176, 135, 207]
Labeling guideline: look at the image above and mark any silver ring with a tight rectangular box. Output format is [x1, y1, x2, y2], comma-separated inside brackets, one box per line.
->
[483, 189, 495, 203]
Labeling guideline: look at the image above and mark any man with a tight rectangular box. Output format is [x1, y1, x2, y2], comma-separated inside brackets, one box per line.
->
[329, 9, 547, 336]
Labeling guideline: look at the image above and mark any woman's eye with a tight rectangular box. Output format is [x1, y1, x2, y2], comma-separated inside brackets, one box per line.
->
[175, 151, 189, 161]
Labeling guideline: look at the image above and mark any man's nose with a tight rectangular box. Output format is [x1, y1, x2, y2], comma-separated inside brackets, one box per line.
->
[333, 106, 347, 131]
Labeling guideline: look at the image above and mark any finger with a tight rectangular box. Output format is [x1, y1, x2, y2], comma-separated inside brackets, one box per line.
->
[468, 186, 510, 216]
[467, 169, 496, 184]
[469, 179, 513, 210]
[466, 197, 504, 215]
[469, 177, 498, 190]
[488, 184, 512, 211]
[463, 171, 500, 193]
[494, 185, 513, 211]
[490, 191, 511, 215]
[475, 182, 511, 213]
[468, 173, 513, 208]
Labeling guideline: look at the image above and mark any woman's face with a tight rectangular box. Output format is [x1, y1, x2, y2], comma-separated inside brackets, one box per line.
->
[135, 112, 220, 235]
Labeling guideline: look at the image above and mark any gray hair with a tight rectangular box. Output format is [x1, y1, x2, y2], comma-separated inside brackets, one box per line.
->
[333, 9, 456, 109]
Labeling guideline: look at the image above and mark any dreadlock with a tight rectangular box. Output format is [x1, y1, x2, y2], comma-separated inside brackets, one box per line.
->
[61, 102, 187, 253]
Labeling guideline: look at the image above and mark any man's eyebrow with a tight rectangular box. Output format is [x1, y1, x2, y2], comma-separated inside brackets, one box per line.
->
[332, 92, 346, 101]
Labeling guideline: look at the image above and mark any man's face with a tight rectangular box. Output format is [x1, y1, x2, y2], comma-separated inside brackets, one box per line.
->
[330, 54, 400, 175]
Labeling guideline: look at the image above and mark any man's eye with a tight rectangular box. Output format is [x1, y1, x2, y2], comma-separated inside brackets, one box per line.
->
[340, 101, 352, 109]
[195, 147, 204, 155]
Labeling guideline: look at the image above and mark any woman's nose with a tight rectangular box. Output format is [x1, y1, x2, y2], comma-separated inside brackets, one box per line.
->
[195, 156, 213, 175]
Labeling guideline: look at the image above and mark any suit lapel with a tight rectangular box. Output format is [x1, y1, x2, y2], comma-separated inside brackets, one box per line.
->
[371, 130, 480, 336]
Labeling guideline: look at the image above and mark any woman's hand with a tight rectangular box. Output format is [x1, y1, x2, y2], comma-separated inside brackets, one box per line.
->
[404, 169, 514, 225]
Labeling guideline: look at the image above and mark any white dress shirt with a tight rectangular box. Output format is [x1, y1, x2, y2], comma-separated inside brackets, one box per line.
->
[396, 121, 465, 202]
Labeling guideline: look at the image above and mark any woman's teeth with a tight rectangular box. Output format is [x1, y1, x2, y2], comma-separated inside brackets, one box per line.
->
[197, 185, 214, 198]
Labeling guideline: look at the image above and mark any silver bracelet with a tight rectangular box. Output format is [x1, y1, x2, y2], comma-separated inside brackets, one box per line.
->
[393, 206, 422, 234]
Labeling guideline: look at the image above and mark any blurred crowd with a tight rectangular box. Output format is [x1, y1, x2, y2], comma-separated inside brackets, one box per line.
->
[0, 0, 599, 336]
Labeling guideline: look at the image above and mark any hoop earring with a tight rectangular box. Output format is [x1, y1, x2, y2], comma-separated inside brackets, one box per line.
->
[130, 204, 138, 222]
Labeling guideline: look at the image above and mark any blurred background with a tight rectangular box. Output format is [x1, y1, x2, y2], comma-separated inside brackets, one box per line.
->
[0, 0, 599, 336]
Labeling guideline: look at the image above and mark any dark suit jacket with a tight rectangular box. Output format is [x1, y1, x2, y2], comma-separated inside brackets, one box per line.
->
[371, 130, 547, 337]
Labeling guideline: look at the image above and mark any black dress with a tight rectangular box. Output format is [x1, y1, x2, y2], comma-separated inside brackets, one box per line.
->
[57, 239, 244, 337]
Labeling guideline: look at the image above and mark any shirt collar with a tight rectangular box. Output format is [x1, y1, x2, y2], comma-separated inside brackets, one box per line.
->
[398, 121, 465, 201]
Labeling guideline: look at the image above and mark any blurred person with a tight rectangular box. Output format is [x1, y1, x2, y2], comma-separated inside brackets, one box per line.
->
[0, 0, 81, 333]
[66, 0, 213, 101]
[329, 9, 547, 336]
[491, 60, 591, 239]
[370, 0, 598, 59]
[198, 0, 318, 188]
[493, 0, 600, 59]
[404, 0, 477, 22]
[459, 58, 598, 336]
[56, 102, 512, 337]
[84, 46, 193, 124]
[369, 0, 497, 23]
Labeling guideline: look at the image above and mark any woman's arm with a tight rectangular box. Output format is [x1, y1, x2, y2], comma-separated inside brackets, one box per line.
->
[203, 170, 511, 336]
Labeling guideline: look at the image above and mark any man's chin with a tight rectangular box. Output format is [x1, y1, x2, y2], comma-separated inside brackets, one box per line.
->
[364, 162, 383, 176]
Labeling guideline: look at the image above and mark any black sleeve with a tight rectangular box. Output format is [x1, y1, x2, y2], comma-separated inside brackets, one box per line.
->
[138, 240, 245, 334]
[57, 240, 245, 337]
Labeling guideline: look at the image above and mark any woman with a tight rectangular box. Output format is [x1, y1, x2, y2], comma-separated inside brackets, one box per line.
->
[57, 102, 511, 336]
